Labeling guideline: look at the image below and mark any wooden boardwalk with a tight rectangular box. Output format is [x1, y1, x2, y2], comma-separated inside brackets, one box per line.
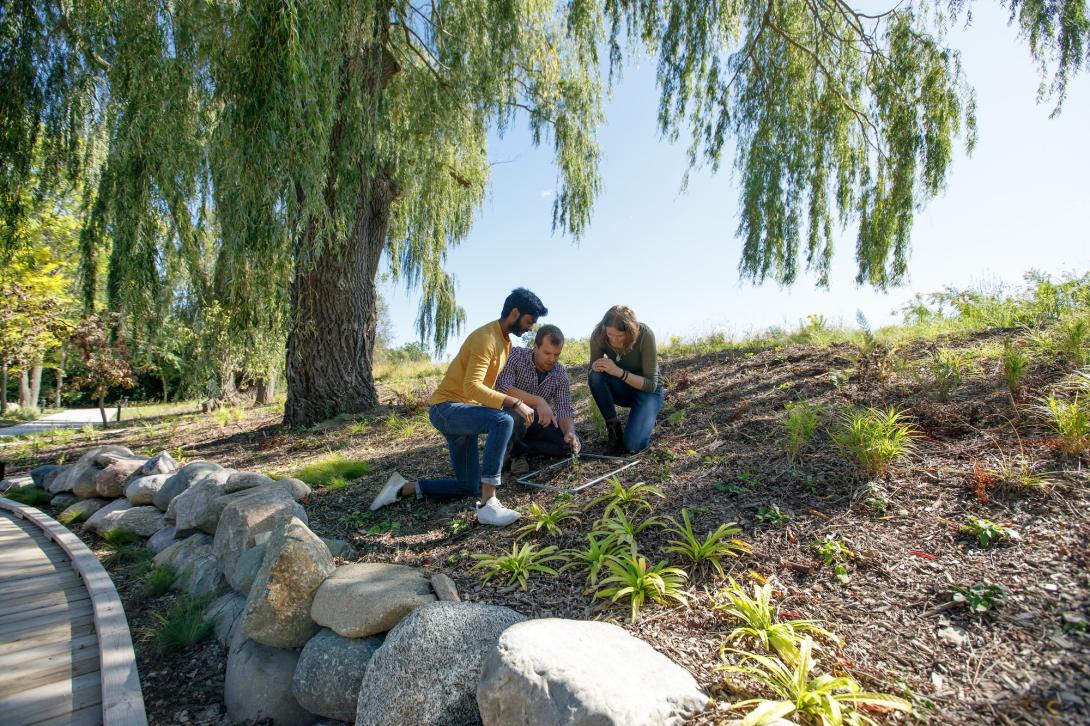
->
[0, 498, 146, 725]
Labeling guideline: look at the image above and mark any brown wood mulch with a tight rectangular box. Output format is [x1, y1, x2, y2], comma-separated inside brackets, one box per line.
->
[12, 328, 1090, 725]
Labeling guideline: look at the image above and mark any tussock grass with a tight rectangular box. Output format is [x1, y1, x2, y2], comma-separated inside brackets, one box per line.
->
[153, 596, 214, 653]
[288, 455, 371, 488]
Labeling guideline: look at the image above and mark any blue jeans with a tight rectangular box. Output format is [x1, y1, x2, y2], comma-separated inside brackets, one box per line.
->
[417, 402, 514, 498]
[588, 371, 664, 453]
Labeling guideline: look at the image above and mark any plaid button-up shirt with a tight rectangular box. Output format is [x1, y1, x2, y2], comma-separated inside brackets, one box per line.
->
[496, 346, 574, 419]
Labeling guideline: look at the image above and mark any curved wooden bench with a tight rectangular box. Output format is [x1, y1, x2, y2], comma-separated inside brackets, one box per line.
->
[0, 497, 147, 725]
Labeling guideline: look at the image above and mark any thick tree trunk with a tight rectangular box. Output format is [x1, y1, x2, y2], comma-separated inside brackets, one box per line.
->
[29, 365, 42, 408]
[255, 367, 278, 405]
[18, 369, 32, 408]
[284, 174, 395, 426]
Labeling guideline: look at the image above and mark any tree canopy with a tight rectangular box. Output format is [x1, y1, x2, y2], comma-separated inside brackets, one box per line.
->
[1, 0, 1086, 422]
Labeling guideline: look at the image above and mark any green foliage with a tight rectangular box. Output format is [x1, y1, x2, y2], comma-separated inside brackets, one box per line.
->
[140, 564, 178, 598]
[102, 543, 152, 568]
[515, 501, 581, 539]
[664, 509, 751, 577]
[831, 406, 917, 476]
[713, 579, 838, 666]
[594, 509, 666, 551]
[1036, 388, 1090, 455]
[103, 528, 139, 546]
[290, 456, 371, 488]
[587, 478, 665, 519]
[384, 413, 419, 439]
[811, 534, 854, 584]
[561, 533, 625, 586]
[1001, 340, 1031, 397]
[719, 638, 911, 725]
[470, 543, 565, 591]
[756, 504, 792, 526]
[1047, 315, 1090, 365]
[950, 583, 1007, 614]
[153, 596, 214, 654]
[665, 409, 686, 426]
[960, 516, 1020, 547]
[781, 401, 821, 460]
[57, 507, 87, 525]
[4, 487, 52, 506]
[594, 552, 688, 622]
[918, 349, 972, 402]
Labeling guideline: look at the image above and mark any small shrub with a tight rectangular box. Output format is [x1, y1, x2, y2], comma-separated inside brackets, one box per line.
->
[154, 596, 214, 653]
[515, 501, 581, 539]
[587, 478, 665, 518]
[960, 516, 1020, 547]
[141, 564, 178, 598]
[831, 406, 917, 477]
[593, 509, 666, 551]
[781, 401, 821, 460]
[290, 455, 371, 487]
[951, 583, 1007, 613]
[594, 552, 688, 622]
[470, 543, 565, 590]
[811, 534, 854, 584]
[560, 533, 625, 586]
[664, 509, 751, 576]
[1000, 340, 1030, 397]
[665, 409, 686, 426]
[103, 528, 139, 546]
[713, 579, 838, 665]
[1036, 389, 1089, 455]
[755, 504, 792, 526]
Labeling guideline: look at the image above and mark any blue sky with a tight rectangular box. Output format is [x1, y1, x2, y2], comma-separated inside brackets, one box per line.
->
[380, 4, 1090, 357]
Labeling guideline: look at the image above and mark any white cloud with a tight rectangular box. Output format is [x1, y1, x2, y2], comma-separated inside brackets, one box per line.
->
[538, 189, 553, 199]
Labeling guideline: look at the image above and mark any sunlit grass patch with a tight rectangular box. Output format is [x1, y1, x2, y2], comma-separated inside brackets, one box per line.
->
[288, 455, 371, 488]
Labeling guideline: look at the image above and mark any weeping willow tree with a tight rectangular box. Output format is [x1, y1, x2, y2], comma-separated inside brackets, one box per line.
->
[2, 0, 1087, 425]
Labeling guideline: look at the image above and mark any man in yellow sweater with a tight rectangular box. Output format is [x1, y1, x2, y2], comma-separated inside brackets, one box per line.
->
[369, 288, 546, 525]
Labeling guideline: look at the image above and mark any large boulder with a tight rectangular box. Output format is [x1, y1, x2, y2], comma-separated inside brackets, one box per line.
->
[146, 525, 177, 554]
[58, 497, 111, 524]
[199, 488, 268, 536]
[225, 637, 317, 725]
[50, 493, 79, 509]
[213, 485, 307, 577]
[355, 601, 526, 726]
[50, 445, 134, 495]
[124, 474, 170, 506]
[140, 451, 179, 477]
[93, 505, 166, 538]
[311, 563, 436, 638]
[155, 534, 228, 599]
[225, 471, 274, 493]
[152, 461, 223, 511]
[293, 629, 385, 722]
[228, 543, 266, 596]
[476, 619, 709, 726]
[84, 498, 132, 535]
[31, 464, 63, 488]
[154, 533, 212, 575]
[171, 469, 231, 536]
[242, 517, 334, 648]
[93, 457, 146, 498]
[206, 593, 248, 649]
[276, 478, 312, 501]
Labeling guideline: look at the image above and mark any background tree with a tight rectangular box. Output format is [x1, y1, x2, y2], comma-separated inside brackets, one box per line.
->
[2, 0, 1087, 425]
[70, 313, 135, 426]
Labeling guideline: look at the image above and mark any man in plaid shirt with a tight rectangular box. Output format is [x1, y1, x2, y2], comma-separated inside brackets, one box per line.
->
[496, 324, 580, 470]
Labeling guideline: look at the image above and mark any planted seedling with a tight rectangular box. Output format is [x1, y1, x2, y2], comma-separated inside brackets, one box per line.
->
[811, 534, 854, 584]
[756, 504, 792, 526]
[950, 583, 1007, 613]
[960, 516, 1020, 547]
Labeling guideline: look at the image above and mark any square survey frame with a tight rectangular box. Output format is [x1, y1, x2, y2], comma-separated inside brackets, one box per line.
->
[515, 452, 641, 493]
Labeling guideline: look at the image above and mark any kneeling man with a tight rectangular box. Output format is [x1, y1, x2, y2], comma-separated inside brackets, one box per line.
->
[497, 324, 580, 473]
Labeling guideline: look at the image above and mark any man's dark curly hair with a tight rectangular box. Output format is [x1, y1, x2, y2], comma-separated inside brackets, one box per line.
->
[501, 288, 548, 319]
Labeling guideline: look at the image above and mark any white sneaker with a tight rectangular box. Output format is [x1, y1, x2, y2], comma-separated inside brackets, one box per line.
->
[475, 496, 520, 526]
[369, 472, 407, 511]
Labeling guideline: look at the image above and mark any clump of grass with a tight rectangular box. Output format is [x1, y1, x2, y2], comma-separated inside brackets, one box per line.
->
[664, 509, 751, 576]
[1000, 339, 1031, 398]
[102, 544, 152, 568]
[831, 406, 917, 477]
[103, 527, 139, 546]
[140, 564, 178, 598]
[57, 508, 87, 525]
[1036, 387, 1089, 456]
[593, 509, 666, 551]
[4, 487, 52, 507]
[290, 455, 371, 488]
[515, 501, 581, 538]
[918, 348, 972, 402]
[384, 412, 418, 438]
[560, 533, 625, 586]
[781, 401, 821, 460]
[470, 543, 565, 590]
[594, 552, 688, 622]
[154, 595, 214, 654]
[713, 579, 838, 666]
[587, 478, 665, 518]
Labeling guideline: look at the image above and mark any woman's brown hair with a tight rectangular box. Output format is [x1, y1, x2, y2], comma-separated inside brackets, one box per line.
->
[592, 305, 639, 353]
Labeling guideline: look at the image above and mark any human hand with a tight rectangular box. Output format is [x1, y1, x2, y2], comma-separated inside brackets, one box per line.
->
[514, 401, 534, 427]
[591, 355, 621, 377]
[534, 398, 555, 427]
[564, 430, 581, 454]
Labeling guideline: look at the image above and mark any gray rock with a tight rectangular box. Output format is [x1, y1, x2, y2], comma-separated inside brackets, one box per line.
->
[94, 505, 166, 538]
[431, 573, 460, 602]
[50, 493, 79, 509]
[276, 477, 312, 501]
[58, 497, 111, 524]
[171, 469, 231, 536]
[93, 457, 146, 498]
[31, 464, 63, 488]
[206, 593, 248, 649]
[476, 619, 709, 726]
[146, 525, 177, 554]
[312, 563, 436, 638]
[93, 450, 140, 468]
[175, 547, 229, 599]
[243, 517, 334, 648]
[140, 450, 179, 476]
[293, 629, 385, 722]
[200, 488, 266, 536]
[228, 543, 267, 596]
[51, 445, 134, 495]
[84, 498, 132, 535]
[225, 471, 274, 493]
[124, 474, 170, 506]
[0, 475, 36, 492]
[154, 533, 213, 572]
[321, 537, 356, 560]
[152, 460, 223, 511]
[355, 601, 526, 726]
[213, 485, 307, 578]
[225, 637, 317, 724]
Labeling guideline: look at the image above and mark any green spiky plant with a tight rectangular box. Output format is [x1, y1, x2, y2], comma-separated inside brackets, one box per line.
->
[664, 509, 751, 577]
[1036, 390, 1089, 456]
[713, 579, 838, 666]
[560, 533, 625, 586]
[593, 509, 666, 551]
[470, 543, 565, 591]
[719, 637, 912, 725]
[515, 500, 581, 539]
[1000, 339, 1030, 398]
[781, 401, 821, 460]
[594, 552, 689, 622]
[587, 478, 665, 518]
[154, 596, 214, 654]
[831, 406, 917, 477]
